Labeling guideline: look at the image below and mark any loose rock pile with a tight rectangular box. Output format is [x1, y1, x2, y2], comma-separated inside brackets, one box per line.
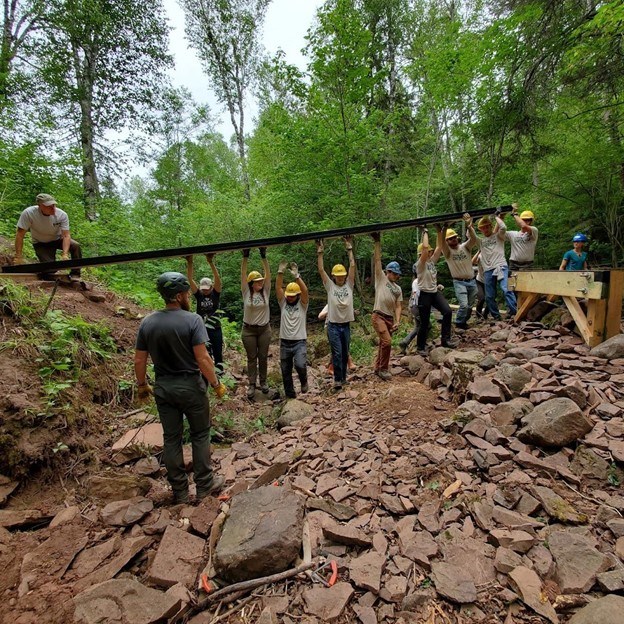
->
[1, 321, 624, 623]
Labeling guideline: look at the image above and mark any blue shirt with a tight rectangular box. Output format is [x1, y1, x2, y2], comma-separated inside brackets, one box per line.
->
[563, 250, 587, 271]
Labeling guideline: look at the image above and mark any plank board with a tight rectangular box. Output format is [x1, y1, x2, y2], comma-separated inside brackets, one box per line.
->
[514, 271, 605, 299]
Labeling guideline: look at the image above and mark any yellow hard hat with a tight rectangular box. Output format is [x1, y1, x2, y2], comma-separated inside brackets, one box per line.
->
[331, 264, 347, 276]
[285, 282, 301, 296]
[417, 243, 429, 254]
[520, 210, 535, 220]
[247, 270, 264, 283]
[445, 228, 458, 240]
[478, 216, 491, 228]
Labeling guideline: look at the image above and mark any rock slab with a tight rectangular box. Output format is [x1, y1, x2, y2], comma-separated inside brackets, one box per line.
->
[73, 578, 180, 624]
[214, 485, 304, 582]
[147, 525, 205, 589]
[431, 562, 477, 604]
[568, 594, 624, 624]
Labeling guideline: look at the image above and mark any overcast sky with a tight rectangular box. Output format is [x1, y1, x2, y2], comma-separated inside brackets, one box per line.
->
[163, 0, 323, 140]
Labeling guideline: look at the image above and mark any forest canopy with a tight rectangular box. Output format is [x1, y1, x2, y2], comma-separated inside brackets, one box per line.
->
[1, 0, 623, 310]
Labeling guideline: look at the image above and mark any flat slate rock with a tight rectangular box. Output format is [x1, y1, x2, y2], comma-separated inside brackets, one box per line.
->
[568, 594, 624, 624]
[431, 562, 477, 604]
[73, 578, 180, 624]
[303, 582, 354, 620]
[306, 498, 357, 521]
[147, 525, 205, 589]
[508, 566, 558, 624]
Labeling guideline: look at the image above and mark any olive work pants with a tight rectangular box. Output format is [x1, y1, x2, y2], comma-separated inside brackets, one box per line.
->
[153, 374, 213, 498]
[241, 323, 271, 387]
[33, 238, 82, 276]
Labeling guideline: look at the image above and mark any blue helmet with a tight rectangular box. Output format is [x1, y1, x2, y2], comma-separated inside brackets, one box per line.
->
[572, 233, 588, 243]
[385, 261, 402, 275]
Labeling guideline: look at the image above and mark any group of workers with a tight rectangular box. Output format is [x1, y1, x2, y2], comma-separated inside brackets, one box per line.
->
[10, 194, 592, 503]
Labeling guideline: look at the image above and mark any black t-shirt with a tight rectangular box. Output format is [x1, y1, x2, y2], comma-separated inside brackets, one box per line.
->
[194, 290, 221, 327]
[136, 309, 208, 378]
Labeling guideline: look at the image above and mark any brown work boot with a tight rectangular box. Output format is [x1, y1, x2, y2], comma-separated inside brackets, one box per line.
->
[196, 475, 226, 501]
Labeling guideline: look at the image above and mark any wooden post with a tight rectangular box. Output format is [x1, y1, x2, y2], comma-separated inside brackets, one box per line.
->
[606, 270, 624, 339]
[514, 293, 541, 323]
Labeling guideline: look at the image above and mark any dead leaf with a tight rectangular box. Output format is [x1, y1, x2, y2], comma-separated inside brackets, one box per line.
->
[442, 479, 462, 498]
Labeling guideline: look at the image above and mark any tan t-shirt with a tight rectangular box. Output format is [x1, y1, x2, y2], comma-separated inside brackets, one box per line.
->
[279, 299, 308, 340]
[242, 283, 271, 325]
[444, 242, 475, 280]
[324, 279, 354, 323]
[374, 271, 403, 317]
[417, 260, 438, 293]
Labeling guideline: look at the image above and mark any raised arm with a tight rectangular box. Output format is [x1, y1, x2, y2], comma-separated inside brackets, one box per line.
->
[186, 256, 198, 294]
[431, 223, 445, 263]
[241, 249, 250, 293]
[290, 262, 309, 306]
[371, 232, 383, 279]
[464, 213, 478, 249]
[206, 254, 222, 292]
[316, 240, 329, 285]
[511, 205, 533, 235]
[494, 213, 507, 241]
[276, 260, 287, 303]
[259, 247, 270, 293]
[345, 235, 356, 285]
[417, 228, 430, 272]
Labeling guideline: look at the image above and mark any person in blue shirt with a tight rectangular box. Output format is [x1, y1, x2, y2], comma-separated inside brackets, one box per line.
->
[560, 233, 589, 271]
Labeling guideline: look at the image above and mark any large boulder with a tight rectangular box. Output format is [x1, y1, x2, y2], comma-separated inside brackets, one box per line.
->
[517, 398, 593, 448]
[590, 333, 624, 359]
[214, 486, 304, 582]
[277, 399, 314, 428]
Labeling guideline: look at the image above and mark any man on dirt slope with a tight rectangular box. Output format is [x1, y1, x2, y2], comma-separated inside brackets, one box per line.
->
[13, 193, 82, 280]
[134, 271, 226, 504]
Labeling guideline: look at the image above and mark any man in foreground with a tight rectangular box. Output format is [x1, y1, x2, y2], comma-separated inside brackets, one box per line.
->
[14, 193, 82, 279]
[134, 271, 226, 504]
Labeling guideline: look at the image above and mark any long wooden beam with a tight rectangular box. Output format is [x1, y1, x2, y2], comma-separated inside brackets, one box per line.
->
[1, 205, 510, 274]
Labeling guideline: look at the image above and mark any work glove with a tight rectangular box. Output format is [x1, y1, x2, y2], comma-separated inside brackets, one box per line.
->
[278, 260, 288, 274]
[316, 239, 324, 254]
[289, 262, 300, 279]
[437, 284, 445, 292]
[463, 213, 473, 227]
[137, 383, 153, 403]
[242, 248, 250, 258]
[494, 208, 502, 217]
[13, 256, 26, 265]
[60, 252, 70, 261]
[259, 247, 267, 258]
[344, 235, 354, 249]
[511, 203, 519, 216]
[213, 382, 227, 399]
[370, 232, 380, 243]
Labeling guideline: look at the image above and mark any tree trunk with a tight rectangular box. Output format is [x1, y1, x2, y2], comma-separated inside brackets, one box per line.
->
[73, 41, 100, 221]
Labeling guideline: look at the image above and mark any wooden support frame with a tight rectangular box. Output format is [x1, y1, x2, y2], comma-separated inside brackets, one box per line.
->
[512, 270, 624, 347]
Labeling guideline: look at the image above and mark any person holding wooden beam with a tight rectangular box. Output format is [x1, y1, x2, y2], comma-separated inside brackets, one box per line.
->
[416, 224, 457, 353]
[370, 232, 403, 380]
[439, 213, 478, 330]
[241, 247, 272, 400]
[477, 213, 517, 320]
[276, 260, 309, 399]
[506, 204, 539, 271]
[316, 236, 356, 391]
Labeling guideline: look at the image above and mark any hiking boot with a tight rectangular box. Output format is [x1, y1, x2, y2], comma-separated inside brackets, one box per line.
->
[300, 382, 309, 393]
[417, 349, 428, 357]
[260, 384, 270, 394]
[196, 475, 226, 501]
[442, 338, 459, 349]
[332, 381, 343, 392]
[247, 384, 256, 400]
[399, 344, 407, 355]
[376, 370, 392, 381]
[455, 323, 469, 330]
[172, 490, 190, 505]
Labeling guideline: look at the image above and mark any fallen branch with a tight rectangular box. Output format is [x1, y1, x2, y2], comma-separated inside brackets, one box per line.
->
[194, 561, 316, 612]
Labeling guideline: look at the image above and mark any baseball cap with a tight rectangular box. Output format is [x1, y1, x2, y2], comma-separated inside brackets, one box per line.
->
[36, 193, 57, 206]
